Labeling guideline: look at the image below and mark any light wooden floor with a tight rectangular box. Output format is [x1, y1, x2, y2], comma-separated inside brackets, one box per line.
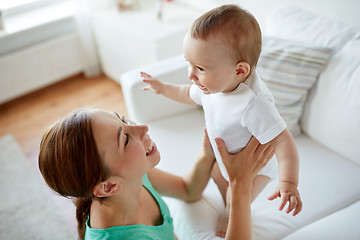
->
[0, 74, 128, 168]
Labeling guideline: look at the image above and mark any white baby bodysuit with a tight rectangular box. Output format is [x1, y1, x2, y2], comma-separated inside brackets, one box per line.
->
[190, 71, 286, 181]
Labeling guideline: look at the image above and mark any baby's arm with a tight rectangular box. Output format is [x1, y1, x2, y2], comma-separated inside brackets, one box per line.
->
[268, 129, 303, 216]
[141, 72, 195, 105]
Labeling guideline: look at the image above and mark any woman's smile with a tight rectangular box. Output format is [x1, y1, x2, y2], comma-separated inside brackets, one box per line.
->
[146, 140, 157, 156]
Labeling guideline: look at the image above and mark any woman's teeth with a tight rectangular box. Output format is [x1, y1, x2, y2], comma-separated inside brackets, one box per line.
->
[146, 141, 154, 156]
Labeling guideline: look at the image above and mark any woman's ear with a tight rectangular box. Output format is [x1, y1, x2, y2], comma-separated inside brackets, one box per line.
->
[235, 62, 251, 78]
[93, 179, 122, 198]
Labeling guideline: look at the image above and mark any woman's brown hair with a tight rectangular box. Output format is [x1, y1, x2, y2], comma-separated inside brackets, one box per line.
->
[38, 109, 109, 240]
[190, 4, 262, 72]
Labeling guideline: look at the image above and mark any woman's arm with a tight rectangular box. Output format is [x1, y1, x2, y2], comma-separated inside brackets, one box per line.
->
[148, 128, 215, 202]
[215, 137, 275, 240]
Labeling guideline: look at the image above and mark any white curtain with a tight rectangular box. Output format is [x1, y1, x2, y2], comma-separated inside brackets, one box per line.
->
[74, 0, 106, 77]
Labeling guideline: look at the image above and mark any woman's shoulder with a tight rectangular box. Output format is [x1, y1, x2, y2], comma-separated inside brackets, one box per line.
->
[143, 174, 173, 223]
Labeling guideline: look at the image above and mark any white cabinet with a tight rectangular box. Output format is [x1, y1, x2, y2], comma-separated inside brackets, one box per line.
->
[92, 2, 199, 81]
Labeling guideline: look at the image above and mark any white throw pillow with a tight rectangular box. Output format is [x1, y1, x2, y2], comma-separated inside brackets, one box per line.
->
[257, 37, 332, 136]
[266, 6, 360, 52]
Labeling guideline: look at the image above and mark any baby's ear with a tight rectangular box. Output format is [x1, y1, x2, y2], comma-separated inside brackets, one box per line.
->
[93, 179, 122, 198]
[235, 62, 251, 78]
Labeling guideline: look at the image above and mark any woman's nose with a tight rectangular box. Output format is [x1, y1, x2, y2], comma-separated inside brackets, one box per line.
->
[130, 124, 149, 139]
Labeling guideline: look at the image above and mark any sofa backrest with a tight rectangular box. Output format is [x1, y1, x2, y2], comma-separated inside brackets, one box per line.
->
[266, 6, 360, 165]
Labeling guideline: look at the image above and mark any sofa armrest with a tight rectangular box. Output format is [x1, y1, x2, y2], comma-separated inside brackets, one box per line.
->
[120, 54, 198, 124]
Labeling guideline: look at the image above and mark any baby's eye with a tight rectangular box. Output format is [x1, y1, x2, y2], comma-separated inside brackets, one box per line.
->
[197, 66, 204, 71]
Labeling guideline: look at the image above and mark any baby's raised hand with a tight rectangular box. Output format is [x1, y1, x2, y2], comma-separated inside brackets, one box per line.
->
[141, 72, 163, 94]
[268, 182, 302, 216]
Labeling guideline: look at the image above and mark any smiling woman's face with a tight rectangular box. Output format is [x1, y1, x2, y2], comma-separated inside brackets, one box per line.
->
[90, 109, 160, 182]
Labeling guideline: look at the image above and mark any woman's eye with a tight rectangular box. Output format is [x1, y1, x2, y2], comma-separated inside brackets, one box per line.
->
[121, 116, 131, 146]
[124, 133, 130, 146]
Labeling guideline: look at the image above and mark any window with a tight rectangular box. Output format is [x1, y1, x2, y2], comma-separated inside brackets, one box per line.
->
[0, 0, 37, 11]
[1, 0, 75, 33]
[0, 0, 76, 55]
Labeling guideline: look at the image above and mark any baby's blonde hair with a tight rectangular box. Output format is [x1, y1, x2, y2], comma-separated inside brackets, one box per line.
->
[190, 4, 262, 71]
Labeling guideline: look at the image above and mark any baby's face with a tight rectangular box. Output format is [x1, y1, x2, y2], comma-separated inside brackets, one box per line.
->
[183, 32, 241, 94]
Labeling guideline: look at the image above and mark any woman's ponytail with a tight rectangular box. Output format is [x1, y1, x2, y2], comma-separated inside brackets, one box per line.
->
[75, 198, 92, 240]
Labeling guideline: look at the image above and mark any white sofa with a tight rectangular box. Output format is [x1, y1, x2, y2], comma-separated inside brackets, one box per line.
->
[119, 6, 360, 240]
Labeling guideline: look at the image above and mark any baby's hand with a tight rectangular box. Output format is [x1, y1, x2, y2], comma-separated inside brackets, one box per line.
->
[268, 182, 302, 216]
[141, 72, 163, 94]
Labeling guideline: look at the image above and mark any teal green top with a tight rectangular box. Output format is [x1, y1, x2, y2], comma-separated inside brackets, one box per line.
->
[85, 174, 174, 240]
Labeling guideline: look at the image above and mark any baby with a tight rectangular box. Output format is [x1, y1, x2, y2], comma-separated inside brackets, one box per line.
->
[141, 4, 302, 237]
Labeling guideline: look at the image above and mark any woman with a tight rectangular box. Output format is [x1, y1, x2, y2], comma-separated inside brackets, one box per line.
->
[39, 108, 273, 240]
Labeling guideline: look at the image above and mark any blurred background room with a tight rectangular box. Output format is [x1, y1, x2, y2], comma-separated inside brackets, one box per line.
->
[0, 0, 359, 239]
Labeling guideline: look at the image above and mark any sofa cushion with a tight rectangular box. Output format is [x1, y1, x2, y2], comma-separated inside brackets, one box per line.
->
[282, 200, 360, 240]
[251, 135, 360, 239]
[258, 37, 332, 136]
[266, 6, 360, 52]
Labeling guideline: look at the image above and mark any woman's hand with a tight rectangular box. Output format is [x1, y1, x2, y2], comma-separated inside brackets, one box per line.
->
[215, 136, 275, 240]
[215, 136, 274, 183]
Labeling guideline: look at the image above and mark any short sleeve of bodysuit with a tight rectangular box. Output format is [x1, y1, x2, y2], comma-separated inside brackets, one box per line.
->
[241, 94, 287, 144]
